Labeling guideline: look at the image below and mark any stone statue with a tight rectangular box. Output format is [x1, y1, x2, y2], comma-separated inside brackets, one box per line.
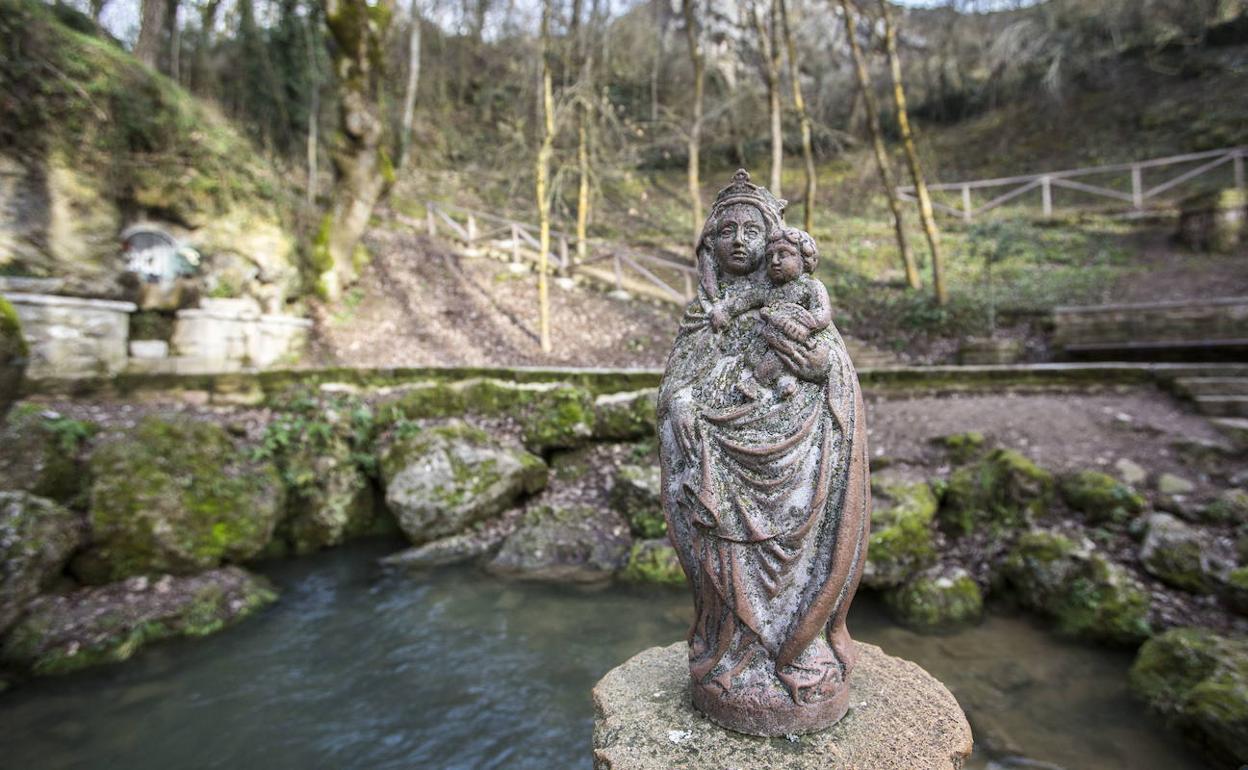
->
[658, 170, 871, 737]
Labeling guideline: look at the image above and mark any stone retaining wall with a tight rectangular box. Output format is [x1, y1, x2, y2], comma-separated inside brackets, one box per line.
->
[1054, 296, 1248, 359]
[3, 292, 136, 378]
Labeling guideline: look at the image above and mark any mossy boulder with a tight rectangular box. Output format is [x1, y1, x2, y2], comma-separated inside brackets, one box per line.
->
[1129, 628, 1248, 767]
[1059, 470, 1146, 524]
[933, 431, 986, 465]
[620, 539, 686, 586]
[863, 475, 939, 589]
[884, 566, 983, 632]
[0, 296, 27, 419]
[941, 449, 1054, 537]
[1139, 513, 1223, 595]
[0, 491, 84, 636]
[77, 416, 285, 583]
[388, 379, 594, 453]
[258, 409, 377, 556]
[1224, 567, 1248, 616]
[378, 422, 547, 545]
[487, 504, 632, 583]
[0, 567, 276, 676]
[379, 529, 505, 571]
[593, 389, 657, 441]
[1000, 529, 1152, 644]
[609, 464, 665, 539]
[0, 406, 96, 505]
[1204, 489, 1248, 525]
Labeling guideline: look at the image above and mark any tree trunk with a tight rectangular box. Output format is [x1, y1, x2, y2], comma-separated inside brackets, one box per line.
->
[135, 0, 167, 70]
[839, 0, 919, 290]
[193, 0, 223, 96]
[751, 0, 783, 196]
[571, 0, 592, 266]
[319, 0, 395, 300]
[304, 7, 321, 206]
[778, 0, 815, 231]
[398, 1, 422, 170]
[681, 0, 705, 244]
[879, 0, 945, 303]
[535, 0, 555, 353]
[165, 0, 180, 82]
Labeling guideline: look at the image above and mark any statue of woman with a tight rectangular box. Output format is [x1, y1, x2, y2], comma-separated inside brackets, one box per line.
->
[657, 170, 871, 737]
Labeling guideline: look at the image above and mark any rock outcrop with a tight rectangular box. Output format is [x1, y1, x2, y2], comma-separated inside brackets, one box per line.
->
[863, 475, 939, 589]
[0, 491, 83, 636]
[942, 449, 1054, 537]
[488, 504, 631, 583]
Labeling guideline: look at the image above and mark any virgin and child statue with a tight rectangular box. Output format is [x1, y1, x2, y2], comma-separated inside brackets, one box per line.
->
[658, 169, 872, 737]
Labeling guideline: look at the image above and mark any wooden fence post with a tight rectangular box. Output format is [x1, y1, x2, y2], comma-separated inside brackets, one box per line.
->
[511, 224, 520, 263]
[613, 255, 623, 291]
[1235, 150, 1245, 191]
[559, 235, 569, 272]
[961, 185, 972, 223]
[1131, 165, 1143, 209]
[466, 215, 478, 247]
[427, 205, 436, 237]
[1041, 176, 1052, 218]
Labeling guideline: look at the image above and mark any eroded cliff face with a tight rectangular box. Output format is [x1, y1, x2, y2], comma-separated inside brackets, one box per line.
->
[0, 0, 302, 309]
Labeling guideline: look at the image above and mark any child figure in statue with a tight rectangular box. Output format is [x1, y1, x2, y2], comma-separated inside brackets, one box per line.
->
[709, 226, 832, 400]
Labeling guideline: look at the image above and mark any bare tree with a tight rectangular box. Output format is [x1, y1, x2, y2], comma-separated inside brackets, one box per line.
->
[879, 0, 945, 303]
[318, 0, 396, 299]
[681, 0, 706, 243]
[570, 0, 593, 266]
[839, 0, 919, 290]
[535, 0, 555, 353]
[778, 0, 814, 230]
[135, 0, 168, 69]
[397, 0, 423, 170]
[749, 0, 783, 195]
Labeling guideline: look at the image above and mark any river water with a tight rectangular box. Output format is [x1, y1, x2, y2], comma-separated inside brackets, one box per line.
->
[0, 539, 1205, 770]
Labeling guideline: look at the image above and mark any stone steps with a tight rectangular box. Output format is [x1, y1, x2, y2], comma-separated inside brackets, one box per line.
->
[1211, 418, 1248, 447]
[1173, 376, 1248, 396]
[1194, 395, 1248, 418]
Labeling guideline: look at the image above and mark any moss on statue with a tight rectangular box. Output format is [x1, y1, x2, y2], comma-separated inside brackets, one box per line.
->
[1000, 529, 1151, 645]
[1059, 470, 1146, 524]
[79, 416, 284, 582]
[941, 449, 1054, 537]
[1129, 628, 1248, 767]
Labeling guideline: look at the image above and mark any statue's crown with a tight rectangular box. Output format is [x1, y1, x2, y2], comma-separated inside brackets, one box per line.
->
[709, 169, 787, 225]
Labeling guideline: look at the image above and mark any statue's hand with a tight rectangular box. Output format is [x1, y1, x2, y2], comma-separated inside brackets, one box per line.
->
[769, 334, 831, 383]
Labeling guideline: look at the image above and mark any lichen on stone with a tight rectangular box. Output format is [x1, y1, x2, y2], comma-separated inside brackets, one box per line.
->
[609, 464, 666, 539]
[863, 475, 939, 589]
[884, 566, 983, 632]
[620, 539, 686, 586]
[1059, 470, 1146, 524]
[941, 448, 1054, 537]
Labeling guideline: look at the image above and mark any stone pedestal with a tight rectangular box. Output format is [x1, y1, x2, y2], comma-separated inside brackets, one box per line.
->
[3, 292, 136, 378]
[592, 641, 973, 770]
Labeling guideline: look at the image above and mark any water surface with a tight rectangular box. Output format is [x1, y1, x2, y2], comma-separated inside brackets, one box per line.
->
[0, 540, 1204, 770]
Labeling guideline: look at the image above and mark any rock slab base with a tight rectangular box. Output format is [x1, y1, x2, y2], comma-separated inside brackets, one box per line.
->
[592, 641, 973, 770]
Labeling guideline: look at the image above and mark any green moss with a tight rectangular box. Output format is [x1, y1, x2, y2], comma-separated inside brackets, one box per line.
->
[866, 478, 939, 589]
[885, 569, 983, 632]
[1002, 530, 1151, 644]
[1059, 470, 1146, 524]
[942, 448, 1054, 537]
[620, 540, 686, 586]
[1130, 628, 1248, 767]
[1204, 489, 1248, 525]
[609, 464, 665, 539]
[0, 297, 27, 359]
[592, 390, 657, 441]
[935, 432, 985, 465]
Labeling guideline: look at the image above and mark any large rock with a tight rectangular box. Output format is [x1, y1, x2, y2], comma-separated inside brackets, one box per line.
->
[77, 416, 285, 583]
[0, 295, 26, 419]
[1139, 513, 1226, 594]
[863, 475, 938, 589]
[262, 410, 376, 555]
[884, 566, 983, 632]
[0, 567, 276, 676]
[1129, 628, 1248, 768]
[379, 422, 547, 545]
[592, 389, 657, 441]
[619, 539, 686, 586]
[609, 464, 665, 539]
[390, 379, 595, 453]
[488, 504, 632, 583]
[1059, 470, 1146, 524]
[941, 449, 1053, 537]
[0, 406, 95, 504]
[379, 529, 508, 571]
[591, 641, 974, 770]
[999, 529, 1151, 644]
[0, 491, 83, 636]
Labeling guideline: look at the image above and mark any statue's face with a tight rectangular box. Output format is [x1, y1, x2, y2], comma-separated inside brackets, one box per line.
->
[767, 244, 803, 284]
[712, 205, 766, 276]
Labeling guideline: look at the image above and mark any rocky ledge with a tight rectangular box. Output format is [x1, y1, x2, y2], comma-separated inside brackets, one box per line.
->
[592, 641, 973, 770]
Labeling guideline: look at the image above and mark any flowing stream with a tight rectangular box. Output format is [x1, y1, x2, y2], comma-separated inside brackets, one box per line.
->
[0, 539, 1205, 770]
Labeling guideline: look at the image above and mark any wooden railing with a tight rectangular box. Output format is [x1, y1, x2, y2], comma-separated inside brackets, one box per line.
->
[899, 146, 1247, 221]
[418, 201, 698, 306]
